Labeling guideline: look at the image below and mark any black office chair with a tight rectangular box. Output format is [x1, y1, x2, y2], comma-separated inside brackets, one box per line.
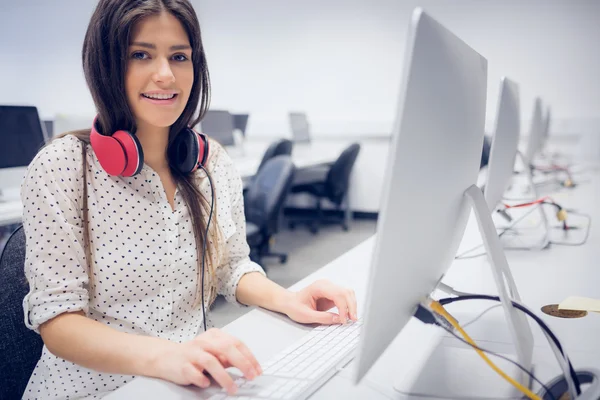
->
[288, 143, 361, 234]
[245, 155, 296, 266]
[0, 225, 44, 400]
[243, 139, 293, 192]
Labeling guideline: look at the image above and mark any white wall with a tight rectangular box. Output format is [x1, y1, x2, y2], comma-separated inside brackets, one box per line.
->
[1, 0, 599, 138]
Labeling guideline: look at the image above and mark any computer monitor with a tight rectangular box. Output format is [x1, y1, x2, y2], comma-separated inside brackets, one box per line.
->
[0, 105, 47, 201]
[288, 112, 311, 143]
[484, 77, 521, 211]
[354, 8, 489, 381]
[540, 106, 551, 150]
[524, 97, 543, 163]
[200, 110, 235, 147]
[232, 114, 249, 137]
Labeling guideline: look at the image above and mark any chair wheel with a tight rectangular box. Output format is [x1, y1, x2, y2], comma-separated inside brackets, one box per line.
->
[310, 226, 318, 235]
[289, 222, 296, 230]
[280, 255, 288, 264]
[342, 224, 349, 231]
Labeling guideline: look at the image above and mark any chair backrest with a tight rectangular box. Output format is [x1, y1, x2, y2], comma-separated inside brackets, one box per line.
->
[257, 139, 293, 174]
[245, 156, 295, 235]
[200, 110, 235, 146]
[289, 112, 311, 143]
[0, 225, 43, 399]
[325, 143, 361, 205]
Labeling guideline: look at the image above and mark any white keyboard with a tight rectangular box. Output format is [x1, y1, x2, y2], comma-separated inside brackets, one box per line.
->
[205, 319, 363, 400]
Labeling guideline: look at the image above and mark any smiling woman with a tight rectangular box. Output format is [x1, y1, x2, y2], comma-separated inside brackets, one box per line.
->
[19, 0, 357, 399]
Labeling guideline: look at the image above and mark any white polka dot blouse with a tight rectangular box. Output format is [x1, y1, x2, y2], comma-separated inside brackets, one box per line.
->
[20, 134, 265, 399]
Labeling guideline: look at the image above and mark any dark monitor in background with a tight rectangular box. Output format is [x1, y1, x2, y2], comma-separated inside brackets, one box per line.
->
[0, 105, 47, 169]
[200, 110, 235, 147]
[289, 112, 311, 143]
[43, 120, 54, 138]
[0, 105, 47, 201]
[233, 114, 249, 137]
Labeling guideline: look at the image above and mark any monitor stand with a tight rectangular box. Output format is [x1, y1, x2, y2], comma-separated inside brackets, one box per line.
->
[506, 152, 551, 250]
[393, 184, 535, 398]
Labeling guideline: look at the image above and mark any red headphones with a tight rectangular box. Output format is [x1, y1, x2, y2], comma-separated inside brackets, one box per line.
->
[89, 116, 209, 176]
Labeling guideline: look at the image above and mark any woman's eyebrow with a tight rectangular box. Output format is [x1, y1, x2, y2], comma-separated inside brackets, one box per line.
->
[130, 41, 191, 51]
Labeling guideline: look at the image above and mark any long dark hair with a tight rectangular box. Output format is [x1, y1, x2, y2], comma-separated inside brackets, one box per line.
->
[57, 0, 221, 307]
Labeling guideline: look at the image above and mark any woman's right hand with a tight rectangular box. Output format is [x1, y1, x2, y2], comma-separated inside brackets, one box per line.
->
[150, 328, 262, 395]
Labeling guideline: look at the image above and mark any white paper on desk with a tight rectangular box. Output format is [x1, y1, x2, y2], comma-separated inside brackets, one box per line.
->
[559, 296, 600, 312]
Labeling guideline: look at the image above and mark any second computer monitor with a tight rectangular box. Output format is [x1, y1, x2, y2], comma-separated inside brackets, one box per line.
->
[355, 8, 488, 382]
[524, 97, 543, 163]
[200, 110, 235, 147]
[541, 106, 551, 150]
[484, 77, 521, 211]
[289, 112, 311, 143]
[0, 105, 47, 169]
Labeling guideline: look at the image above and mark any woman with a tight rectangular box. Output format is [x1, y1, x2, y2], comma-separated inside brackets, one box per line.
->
[21, 0, 357, 398]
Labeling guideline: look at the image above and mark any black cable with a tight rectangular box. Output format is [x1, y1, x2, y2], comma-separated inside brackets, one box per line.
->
[549, 212, 591, 247]
[414, 305, 555, 399]
[199, 165, 215, 332]
[454, 205, 540, 260]
[436, 321, 556, 400]
[438, 295, 582, 396]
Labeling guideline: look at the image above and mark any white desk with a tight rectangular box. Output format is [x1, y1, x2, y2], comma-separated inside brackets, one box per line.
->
[107, 164, 600, 399]
[0, 200, 23, 226]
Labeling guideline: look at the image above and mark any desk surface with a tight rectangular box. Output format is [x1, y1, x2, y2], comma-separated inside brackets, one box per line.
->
[107, 160, 600, 398]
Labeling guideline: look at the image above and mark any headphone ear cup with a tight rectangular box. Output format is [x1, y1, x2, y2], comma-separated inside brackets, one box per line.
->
[90, 120, 130, 176]
[112, 130, 144, 177]
[196, 131, 210, 168]
[170, 128, 199, 174]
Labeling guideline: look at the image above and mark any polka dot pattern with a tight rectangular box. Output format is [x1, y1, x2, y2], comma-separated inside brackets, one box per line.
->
[20, 135, 265, 399]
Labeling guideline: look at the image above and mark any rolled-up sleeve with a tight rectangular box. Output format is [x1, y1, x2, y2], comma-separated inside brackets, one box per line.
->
[20, 136, 90, 333]
[212, 145, 265, 304]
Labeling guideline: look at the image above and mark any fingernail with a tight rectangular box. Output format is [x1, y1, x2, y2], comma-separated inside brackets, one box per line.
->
[332, 315, 340, 323]
[247, 371, 255, 380]
[229, 385, 238, 395]
[200, 380, 210, 388]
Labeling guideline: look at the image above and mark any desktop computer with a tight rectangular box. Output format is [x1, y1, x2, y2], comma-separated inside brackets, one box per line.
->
[288, 112, 311, 144]
[484, 77, 521, 212]
[0, 105, 48, 201]
[190, 8, 534, 400]
[355, 8, 533, 393]
[524, 97, 544, 165]
[200, 110, 236, 147]
[540, 106, 551, 151]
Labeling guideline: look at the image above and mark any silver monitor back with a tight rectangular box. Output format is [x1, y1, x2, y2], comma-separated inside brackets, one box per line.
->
[484, 77, 520, 211]
[355, 8, 487, 382]
[524, 97, 543, 162]
[541, 106, 551, 149]
[200, 110, 235, 147]
[288, 112, 311, 143]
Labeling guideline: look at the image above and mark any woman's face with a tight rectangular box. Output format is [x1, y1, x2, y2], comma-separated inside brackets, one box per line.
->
[125, 12, 194, 130]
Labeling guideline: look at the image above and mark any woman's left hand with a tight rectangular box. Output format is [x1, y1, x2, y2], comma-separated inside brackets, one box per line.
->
[282, 279, 358, 325]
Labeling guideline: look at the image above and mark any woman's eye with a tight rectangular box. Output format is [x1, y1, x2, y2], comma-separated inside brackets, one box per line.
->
[131, 52, 148, 60]
[173, 54, 189, 62]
